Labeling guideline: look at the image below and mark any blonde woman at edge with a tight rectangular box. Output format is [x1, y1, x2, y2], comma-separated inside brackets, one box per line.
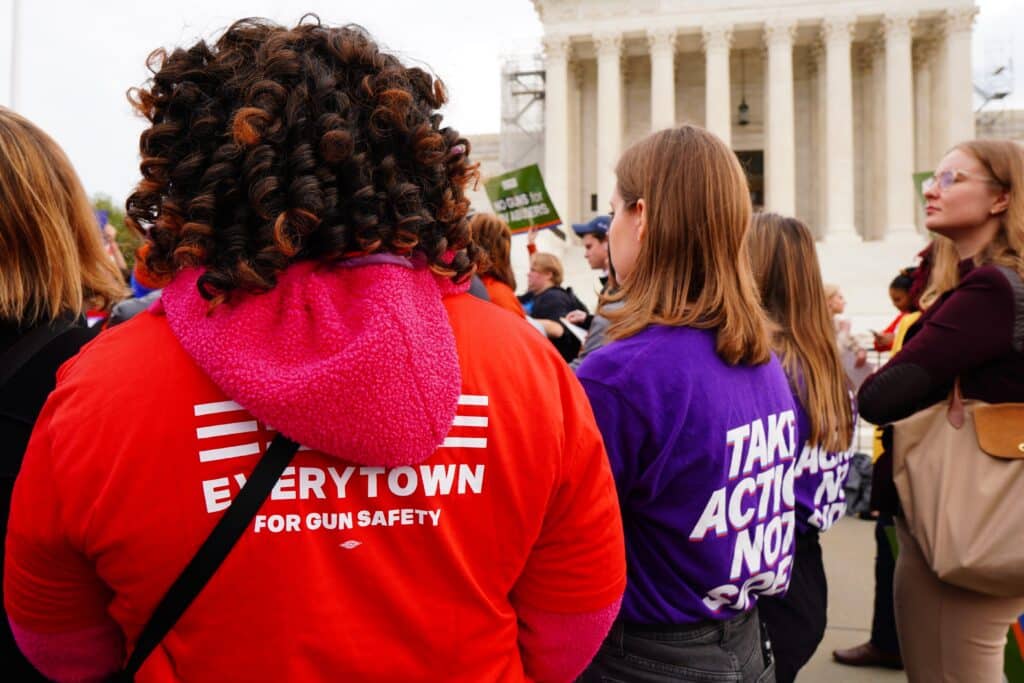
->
[858, 139, 1024, 681]
[0, 107, 126, 680]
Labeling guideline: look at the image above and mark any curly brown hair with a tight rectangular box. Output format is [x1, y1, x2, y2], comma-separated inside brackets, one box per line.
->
[126, 16, 480, 302]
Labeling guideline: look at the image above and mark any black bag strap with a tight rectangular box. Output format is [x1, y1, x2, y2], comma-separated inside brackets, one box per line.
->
[0, 318, 76, 388]
[994, 265, 1024, 353]
[117, 433, 300, 680]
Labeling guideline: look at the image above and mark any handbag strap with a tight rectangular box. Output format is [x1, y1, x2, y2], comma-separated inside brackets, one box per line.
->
[946, 266, 1024, 429]
[948, 378, 966, 429]
[0, 317, 76, 388]
[993, 265, 1024, 353]
[118, 433, 300, 680]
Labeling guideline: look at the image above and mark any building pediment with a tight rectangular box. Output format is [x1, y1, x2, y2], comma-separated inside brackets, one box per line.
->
[532, 0, 974, 37]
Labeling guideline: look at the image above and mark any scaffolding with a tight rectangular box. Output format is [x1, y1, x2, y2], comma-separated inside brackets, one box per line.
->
[499, 54, 546, 173]
[974, 39, 1015, 135]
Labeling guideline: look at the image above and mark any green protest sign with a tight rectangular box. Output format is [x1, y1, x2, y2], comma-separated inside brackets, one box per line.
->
[914, 170, 933, 207]
[484, 164, 564, 237]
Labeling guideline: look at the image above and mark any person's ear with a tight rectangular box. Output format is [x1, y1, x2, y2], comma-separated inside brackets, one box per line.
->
[990, 190, 1010, 216]
[635, 198, 647, 242]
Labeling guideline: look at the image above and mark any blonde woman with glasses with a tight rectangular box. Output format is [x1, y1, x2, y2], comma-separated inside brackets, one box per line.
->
[859, 139, 1024, 681]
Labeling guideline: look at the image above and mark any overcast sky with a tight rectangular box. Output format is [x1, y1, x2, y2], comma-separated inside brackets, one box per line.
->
[0, 0, 1020, 204]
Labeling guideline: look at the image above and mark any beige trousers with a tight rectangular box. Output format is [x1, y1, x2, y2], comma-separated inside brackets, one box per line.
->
[894, 517, 1024, 682]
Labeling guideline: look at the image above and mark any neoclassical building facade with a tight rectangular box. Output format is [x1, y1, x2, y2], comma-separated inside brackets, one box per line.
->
[536, 0, 977, 245]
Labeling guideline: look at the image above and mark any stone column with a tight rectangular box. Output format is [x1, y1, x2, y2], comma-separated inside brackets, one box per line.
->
[871, 37, 887, 240]
[648, 27, 677, 131]
[913, 39, 936, 231]
[596, 31, 623, 207]
[822, 17, 858, 241]
[942, 7, 978, 148]
[809, 41, 827, 238]
[702, 25, 733, 147]
[543, 35, 571, 228]
[883, 13, 917, 236]
[764, 19, 797, 216]
[855, 45, 875, 240]
[913, 39, 935, 176]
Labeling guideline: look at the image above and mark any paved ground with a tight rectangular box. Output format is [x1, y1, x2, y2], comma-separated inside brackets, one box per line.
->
[801, 516, 906, 682]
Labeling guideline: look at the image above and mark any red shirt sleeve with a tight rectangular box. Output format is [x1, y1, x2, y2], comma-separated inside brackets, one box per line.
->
[510, 367, 626, 613]
[5, 394, 120, 638]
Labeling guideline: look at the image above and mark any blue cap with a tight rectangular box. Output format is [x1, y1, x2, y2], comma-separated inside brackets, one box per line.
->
[571, 215, 610, 237]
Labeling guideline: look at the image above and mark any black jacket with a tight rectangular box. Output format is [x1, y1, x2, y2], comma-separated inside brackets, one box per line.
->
[0, 316, 99, 681]
[519, 287, 588, 363]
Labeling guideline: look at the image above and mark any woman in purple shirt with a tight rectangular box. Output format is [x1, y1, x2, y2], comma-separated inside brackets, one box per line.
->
[858, 139, 1024, 682]
[747, 213, 857, 683]
[577, 125, 796, 682]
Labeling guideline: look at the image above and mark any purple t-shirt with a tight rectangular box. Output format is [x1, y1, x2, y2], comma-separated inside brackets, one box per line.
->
[578, 325, 798, 625]
[791, 399, 854, 534]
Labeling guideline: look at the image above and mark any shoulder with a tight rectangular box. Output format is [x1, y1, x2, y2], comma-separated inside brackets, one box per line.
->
[931, 264, 1018, 319]
[53, 311, 200, 409]
[962, 263, 1020, 291]
[537, 288, 571, 304]
[578, 325, 715, 388]
[445, 292, 564, 369]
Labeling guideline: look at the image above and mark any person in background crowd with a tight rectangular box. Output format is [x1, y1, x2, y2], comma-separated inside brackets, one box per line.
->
[565, 215, 610, 329]
[468, 213, 524, 317]
[577, 125, 795, 682]
[95, 209, 129, 275]
[0, 107, 127, 682]
[748, 212, 857, 683]
[833, 234, 961, 672]
[572, 215, 611, 283]
[858, 139, 1024, 681]
[517, 251, 588, 362]
[3, 19, 625, 682]
[871, 272, 915, 352]
[569, 259, 620, 372]
[826, 283, 872, 389]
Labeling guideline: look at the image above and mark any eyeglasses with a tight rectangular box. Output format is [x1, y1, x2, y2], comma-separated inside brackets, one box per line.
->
[921, 169, 1005, 195]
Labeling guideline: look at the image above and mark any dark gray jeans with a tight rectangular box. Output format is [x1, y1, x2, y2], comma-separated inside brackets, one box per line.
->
[578, 607, 775, 683]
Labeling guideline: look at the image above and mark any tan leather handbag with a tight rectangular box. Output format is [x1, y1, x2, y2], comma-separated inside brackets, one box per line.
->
[892, 382, 1024, 597]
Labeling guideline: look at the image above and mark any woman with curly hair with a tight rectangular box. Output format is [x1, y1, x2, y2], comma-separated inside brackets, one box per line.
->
[468, 213, 525, 317]
[4, 18, 625, 683]
[0, 107, 127, 682]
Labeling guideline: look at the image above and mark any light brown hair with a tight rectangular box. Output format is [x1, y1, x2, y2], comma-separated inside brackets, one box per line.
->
[530, 252, 563, 287]
[955, 139, 1024, 277]
[604, 125, 771, 365]
[918, 235, 960, 310]
[749, 213, 854, 451]
[469, 213, 516, 290]
[0, 108, 126, 324]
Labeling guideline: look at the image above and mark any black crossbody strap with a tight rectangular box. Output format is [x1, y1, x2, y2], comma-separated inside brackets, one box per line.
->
[118, 433, 300, 680]
[0, 318, 76, 388]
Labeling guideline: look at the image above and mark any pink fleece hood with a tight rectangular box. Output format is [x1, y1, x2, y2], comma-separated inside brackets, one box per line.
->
[160, 255, 468, 467]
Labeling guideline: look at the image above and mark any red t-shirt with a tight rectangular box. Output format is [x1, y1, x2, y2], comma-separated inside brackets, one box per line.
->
[5, 294, 624, 682]
[482, 275, 526, 318]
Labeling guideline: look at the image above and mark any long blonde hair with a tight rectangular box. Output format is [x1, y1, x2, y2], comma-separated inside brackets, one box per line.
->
[918, 235, 960, 310]
[604, 125, 771, 365]
[0, 108, 126, 324]
[954, 139, 1024, 278]
[749, 213, 853, 451]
